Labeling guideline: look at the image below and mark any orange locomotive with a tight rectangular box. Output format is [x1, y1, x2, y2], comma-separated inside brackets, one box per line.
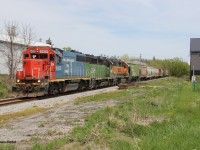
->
[109, 59, 129, 84]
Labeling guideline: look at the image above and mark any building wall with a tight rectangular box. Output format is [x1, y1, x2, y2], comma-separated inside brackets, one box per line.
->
[0, 41, 26, 74]
[190, 52, 200, 71]
[190, 38, 200, 78]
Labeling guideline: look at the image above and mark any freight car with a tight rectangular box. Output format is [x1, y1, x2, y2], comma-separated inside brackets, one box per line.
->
[128, 62, 168, 80]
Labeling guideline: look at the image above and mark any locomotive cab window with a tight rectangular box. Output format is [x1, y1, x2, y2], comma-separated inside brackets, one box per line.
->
[50, 54, 55, 62]
[31, 54, 38, 59]
[40, 54, 48, 59]
[57, 56, 62, 64]
[24, 54, 29, 59]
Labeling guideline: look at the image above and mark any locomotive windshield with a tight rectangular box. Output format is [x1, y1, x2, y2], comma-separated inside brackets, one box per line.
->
[30, 54, 48, 59]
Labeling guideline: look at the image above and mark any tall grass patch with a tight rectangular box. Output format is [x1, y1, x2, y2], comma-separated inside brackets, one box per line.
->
[0, 74, 12, 98]
[32, 77, 200, 150]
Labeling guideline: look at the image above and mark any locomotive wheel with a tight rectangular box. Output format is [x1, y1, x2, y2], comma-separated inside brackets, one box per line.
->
[78, 81, 85, 91]
[58, 82, 64, 93]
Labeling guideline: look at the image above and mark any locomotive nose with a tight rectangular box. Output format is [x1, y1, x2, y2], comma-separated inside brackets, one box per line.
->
[23, 59, 45, 80]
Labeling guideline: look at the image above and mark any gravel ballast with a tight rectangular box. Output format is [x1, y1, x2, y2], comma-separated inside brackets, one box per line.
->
[0, 86, 118, 115]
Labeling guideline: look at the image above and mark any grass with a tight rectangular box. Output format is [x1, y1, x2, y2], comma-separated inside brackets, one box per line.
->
[0, 74, 12, 98]
[32, 77, 200, 150]
[3, 77, 200, 150]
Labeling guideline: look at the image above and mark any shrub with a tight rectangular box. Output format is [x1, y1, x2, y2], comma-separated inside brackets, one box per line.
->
[148, 58, 189, 77]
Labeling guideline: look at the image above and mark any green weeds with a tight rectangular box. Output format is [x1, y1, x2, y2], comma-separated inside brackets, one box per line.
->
[4, 77, 200, 150]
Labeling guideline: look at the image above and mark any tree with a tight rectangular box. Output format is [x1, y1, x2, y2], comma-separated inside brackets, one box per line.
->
[148, 58, 189, 77]
[120, 54, 130, 61]
[21, 23, 35, 46]
[167, 58, 189, 77]
[0, 21, 35, 81]
[46, 37, 53, 45]
[63, 47, 72, 51]
[0, 21, 19, 80]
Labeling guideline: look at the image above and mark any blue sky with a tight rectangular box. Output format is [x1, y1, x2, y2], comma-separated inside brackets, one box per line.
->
[1, 0, 200, 61]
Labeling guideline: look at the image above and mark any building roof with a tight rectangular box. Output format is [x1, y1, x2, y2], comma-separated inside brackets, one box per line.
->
[0, 34, 50, 47]
[190, 38, 200, 52]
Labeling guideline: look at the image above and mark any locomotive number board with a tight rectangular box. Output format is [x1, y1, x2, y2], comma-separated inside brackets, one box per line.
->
[40, 50, 48, 53]
[29, 50, 48, 53]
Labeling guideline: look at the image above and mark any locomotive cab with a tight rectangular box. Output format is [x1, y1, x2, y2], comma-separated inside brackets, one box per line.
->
[13, 46, 56, 97]
[109, 59, 129, 83]
[17, 47, 56, 81]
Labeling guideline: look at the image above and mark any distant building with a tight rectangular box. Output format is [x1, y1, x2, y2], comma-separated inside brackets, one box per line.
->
[0, 34, 49, 74]
[190, 38, 200, 78]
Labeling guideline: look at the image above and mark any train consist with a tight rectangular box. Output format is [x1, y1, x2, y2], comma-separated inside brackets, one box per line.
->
[12, 46, 168, 97]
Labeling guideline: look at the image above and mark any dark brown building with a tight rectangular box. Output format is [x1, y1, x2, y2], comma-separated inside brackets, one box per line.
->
[190, 38, 200, 78]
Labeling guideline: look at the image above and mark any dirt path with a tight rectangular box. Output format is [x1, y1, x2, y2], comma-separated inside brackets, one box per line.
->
[0, 87, 120, 149]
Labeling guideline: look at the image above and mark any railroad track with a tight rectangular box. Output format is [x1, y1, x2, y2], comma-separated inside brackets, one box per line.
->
[118, 77, 168, 89]
[0, 98, 36, 107]
[0, 78, 167, 107]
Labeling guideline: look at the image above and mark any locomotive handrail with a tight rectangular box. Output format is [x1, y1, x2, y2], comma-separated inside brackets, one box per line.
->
[24, 69, 25, 78]
[45, 65, 52, 79]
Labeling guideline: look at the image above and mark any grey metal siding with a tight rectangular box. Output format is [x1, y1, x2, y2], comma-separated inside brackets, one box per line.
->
[190, 53, 200, 70]
[190, 38, 200, 52]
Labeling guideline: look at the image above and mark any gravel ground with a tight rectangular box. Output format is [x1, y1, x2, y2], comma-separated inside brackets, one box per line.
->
[0, 86, 119, 149]
[0, 86, 118, 115]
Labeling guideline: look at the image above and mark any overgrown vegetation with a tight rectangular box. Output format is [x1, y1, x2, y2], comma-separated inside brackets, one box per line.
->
[30, 77, 200, 150]
[0, 74, 11, 98]
[148, 57, 189, 77]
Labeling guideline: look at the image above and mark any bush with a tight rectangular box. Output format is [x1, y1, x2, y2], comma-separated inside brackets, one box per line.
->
[148, 58, 189, 77]
[0, 78, 10, 98]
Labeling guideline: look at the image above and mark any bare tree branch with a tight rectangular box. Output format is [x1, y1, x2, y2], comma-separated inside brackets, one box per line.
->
[21, 23, 36, 47]
[0, 21, 36, 82]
